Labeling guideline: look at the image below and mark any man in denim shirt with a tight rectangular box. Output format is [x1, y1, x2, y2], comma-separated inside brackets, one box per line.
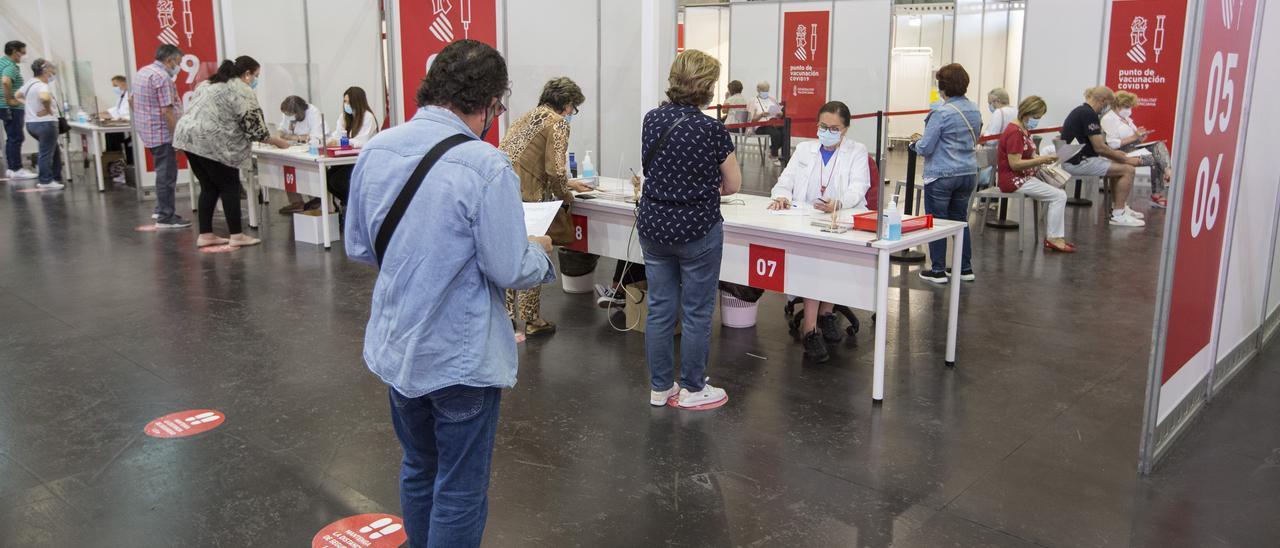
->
[345, 40, 555, 548]
[912, 63, 983, 284]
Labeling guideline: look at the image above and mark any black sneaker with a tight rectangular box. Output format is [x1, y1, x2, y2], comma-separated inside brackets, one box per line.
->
[919, 270, 949, 284]
[155, 215, 193, 229]
[817, 313, 843, 343]
[945, 268, 976, 282]
[803, 329, 830, 363]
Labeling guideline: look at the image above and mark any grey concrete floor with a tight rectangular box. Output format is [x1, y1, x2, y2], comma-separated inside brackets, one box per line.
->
[1, 151, 1276, 547]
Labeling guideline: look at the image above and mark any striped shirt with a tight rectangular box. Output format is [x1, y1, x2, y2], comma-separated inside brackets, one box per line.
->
[0, 56, 22, 110]
[131, 61, 180, 146]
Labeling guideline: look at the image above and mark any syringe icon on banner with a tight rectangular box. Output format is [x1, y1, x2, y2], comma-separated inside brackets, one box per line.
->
[810, 23, 818, 61]
[182, 0, 194, 47]
[461, 0, 472, 39]
[1153, 15, 1166, 63]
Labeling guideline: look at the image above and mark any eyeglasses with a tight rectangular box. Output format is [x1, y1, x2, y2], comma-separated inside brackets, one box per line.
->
[571, 106, 580, 116]
[817, 123, 844, 131]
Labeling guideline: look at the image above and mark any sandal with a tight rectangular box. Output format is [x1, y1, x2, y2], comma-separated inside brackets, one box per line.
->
[524, 319, 557, 336]
[197, 236, 230, 248]
[1043, 239, 1076, 253]
[278, 203, 304, 215]
[228, 236, 261, 247]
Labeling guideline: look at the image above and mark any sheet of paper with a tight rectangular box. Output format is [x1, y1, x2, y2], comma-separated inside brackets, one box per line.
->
[523, 200, 563, 236]
[1053, 143, 1083, 165]
[768, 204, 810, 216]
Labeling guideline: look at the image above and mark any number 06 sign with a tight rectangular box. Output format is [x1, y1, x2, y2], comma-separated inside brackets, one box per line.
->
[1161, 0, 1261, 384]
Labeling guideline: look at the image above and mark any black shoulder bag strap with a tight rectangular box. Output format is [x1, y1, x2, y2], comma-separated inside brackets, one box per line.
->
[374, 133, 474, 266]
[642, 113, 691, 173]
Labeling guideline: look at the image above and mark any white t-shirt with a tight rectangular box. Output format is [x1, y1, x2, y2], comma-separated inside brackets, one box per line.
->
[278, 104, 324, 142]
[982, 105, 1017, 137]
[1101, 110, 1139, 149]
[333, 109, 378, 148]
[21, 80, 58, 123]
[747, 95, 781, 122]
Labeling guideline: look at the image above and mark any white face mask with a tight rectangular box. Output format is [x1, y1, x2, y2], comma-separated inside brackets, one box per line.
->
[1118, 108, 1133, 119]
[817, 128, 842, 147]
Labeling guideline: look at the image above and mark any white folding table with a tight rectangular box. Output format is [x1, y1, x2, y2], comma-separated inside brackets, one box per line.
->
[67, 121, 134, 192]
[572, 177, 967, 402]
[247, 145, 359, 250]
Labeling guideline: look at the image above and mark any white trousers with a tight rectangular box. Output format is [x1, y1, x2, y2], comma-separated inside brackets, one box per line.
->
[1017, 178, 1067, 239]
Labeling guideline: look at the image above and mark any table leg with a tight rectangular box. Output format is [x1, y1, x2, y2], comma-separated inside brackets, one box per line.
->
[873, 248, 890, 403]
[945, 229, 963, 367]
[247, 167, 259, 229]
[92, 135, 104, 192]
[320, 169, 332, 250]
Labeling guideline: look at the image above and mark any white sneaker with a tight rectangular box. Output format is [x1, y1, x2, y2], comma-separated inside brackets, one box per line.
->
[677, 384, 728, 408]
[1109, 213, 1146, 227]
[13, 168, 38, 179]
[650, 383, 679, 406]
[36, 181, 65, 190]
[1124, 206, 1145, 220]
[151, 213, 160, 219]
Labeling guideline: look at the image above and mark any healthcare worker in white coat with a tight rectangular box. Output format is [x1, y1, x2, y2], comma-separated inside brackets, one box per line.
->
[767, 100, 871, 363]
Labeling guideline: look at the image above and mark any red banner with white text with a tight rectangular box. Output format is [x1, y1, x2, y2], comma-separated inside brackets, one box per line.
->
[780, 10, 829, 139]
[1105, 0, 1188, 151]
[396, 0, 499, 145]
[128, 0, 219, 171]
[1161, 0, 1261, 384]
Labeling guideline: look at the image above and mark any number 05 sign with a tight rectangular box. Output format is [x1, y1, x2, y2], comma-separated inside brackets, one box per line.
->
[1160, 0, 1261, 384]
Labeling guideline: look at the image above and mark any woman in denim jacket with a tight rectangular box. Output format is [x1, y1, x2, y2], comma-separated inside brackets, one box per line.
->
[911, 63, 983, 284]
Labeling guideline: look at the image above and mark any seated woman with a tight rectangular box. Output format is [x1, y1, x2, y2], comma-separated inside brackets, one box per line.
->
[997, 96, 1074, 253]
[325, 86, 378, 212]
[1101, 91, 1172, 208]
[767, 101, 871, 363]
[275, 95, 324, 213]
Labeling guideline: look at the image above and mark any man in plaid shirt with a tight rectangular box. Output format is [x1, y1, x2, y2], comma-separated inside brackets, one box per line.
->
[131, 44, 190, 228]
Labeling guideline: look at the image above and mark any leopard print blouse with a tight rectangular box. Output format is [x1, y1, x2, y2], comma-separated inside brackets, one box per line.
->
[498, 105, 571, 203]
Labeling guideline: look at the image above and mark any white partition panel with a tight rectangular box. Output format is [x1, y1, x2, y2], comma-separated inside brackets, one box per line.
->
[68, 0, 127, 112]
[1019, 0, 1107, 128]
[830, 0, 891, 149]
[505, 0, 599, 167]
[952, 0, 982, 84]
[0, 0, 75, 156]
[1005, 8, 1024, 101]
[600, 0, 643, 177]
[729, 2, 780, 100]
[977, 6, 1009, 105]
[306, 0, 385, 132]
[219, 0, 308, 132]
[684, 6, 729, 106]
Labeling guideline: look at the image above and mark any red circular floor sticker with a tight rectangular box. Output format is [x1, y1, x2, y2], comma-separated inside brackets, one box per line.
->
[16, 187, 56, 193]
[135, 224, 159, 232]
[313, 514, 407, 548]
[144, 409, 225, 438]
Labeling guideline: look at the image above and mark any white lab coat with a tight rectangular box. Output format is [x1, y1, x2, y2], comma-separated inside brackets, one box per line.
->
[332, 109, 378, 148]
[278, 104, 324, 142]
[107, 91, 131, 120]
[770, 137, 871, 212]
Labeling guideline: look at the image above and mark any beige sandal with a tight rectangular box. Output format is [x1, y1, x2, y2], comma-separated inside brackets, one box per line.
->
[197, 236, 230, 248]
[228, 236, 261, 247]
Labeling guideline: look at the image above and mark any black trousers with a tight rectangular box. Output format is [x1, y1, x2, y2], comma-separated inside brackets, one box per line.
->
[187, 152, 243, 234]
[612, 260, 646, 286]
[755, 126, 783, 156]
[105, 133, 134, 164]
[326, 164, 354, 206]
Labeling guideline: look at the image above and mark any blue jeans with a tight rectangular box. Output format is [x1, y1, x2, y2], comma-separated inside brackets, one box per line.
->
[640, 222, 724, 392]
[924, 174, 974, 273]
[3, 108, 23, 171]
[389, 385, 502, 548]
[149, 143, 178, 220]
[26, 121, 62, 183]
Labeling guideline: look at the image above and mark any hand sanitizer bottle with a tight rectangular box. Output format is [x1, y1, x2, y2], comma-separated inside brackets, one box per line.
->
[884, 197, 903, 241]
[581, 150, 595, 178]
[339, 131, 350, 149]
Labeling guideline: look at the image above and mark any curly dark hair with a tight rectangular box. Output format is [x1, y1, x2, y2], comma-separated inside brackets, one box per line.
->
[416, 40, 509, 115]
[935, 63, 970, 98]
[538, 77, 585, 113]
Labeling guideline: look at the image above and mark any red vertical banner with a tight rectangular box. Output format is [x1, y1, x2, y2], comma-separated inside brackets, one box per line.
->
[1105, 0, 1188, 150]
[127, 0, 220, 171]
[396, 0, 500, 145]
[1161, 0, 1260, 383]
[780, 10, 829, 139]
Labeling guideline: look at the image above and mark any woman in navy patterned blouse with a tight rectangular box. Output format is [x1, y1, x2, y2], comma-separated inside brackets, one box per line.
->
[637, 50, 741, 410]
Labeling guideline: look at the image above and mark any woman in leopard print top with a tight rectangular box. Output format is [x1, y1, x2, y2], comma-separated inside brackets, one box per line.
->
[499, 77, 591, 338]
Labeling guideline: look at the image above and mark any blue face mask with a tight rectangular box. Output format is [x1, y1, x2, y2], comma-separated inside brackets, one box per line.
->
[1026, 118, 1040, 130]
[343, 104, 354, 115]
[113, 87, 125, 97]
[758, 92, 769, 100]
[988, 104, 996, 113]
[564, 114, 574, 124]
[817, 128, 842, 147]
[249, 77, 259, 89]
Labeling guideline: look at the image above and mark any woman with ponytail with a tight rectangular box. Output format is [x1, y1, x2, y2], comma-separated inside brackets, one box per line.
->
[175, 56, 291, 248]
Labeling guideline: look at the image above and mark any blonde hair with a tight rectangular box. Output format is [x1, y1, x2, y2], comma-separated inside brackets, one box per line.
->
[1113, 91, 1139, 108]
[988, 88, 1010, 106]
[666, 50, 720, 106]
[1017, 95, 1048, 121]
[1085, 85, 1115, 104]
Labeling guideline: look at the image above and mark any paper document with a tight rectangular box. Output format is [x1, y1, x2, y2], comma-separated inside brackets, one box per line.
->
[523, 200, 563, 236]
[768, 204, 809, 216]
[1052, 143, 1083, 165]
